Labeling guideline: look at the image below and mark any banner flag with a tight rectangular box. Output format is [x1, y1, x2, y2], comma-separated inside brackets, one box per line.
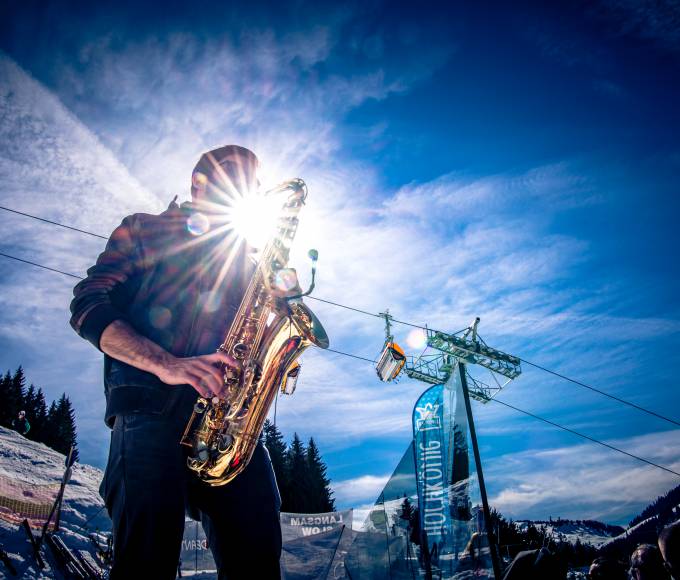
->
[412, 382, 453, 552]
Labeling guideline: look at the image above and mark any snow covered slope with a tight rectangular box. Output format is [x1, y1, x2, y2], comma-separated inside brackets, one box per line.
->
[0, 426, 111, 578]
[515, 519, 624, 548]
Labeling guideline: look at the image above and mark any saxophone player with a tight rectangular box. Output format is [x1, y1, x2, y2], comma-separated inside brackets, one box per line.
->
[70, 146, 282, 579]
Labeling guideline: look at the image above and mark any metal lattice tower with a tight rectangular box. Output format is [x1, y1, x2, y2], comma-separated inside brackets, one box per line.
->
[404, 317, 522, 402]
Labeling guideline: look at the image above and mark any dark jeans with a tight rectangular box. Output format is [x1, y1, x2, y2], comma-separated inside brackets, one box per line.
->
[100, 414, 282, 579]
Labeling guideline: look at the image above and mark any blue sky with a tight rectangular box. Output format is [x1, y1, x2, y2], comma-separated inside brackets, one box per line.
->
[0, 0, 679, 525]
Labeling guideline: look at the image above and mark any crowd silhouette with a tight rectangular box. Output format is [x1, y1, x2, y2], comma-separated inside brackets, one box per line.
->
[500, 519, 679, 579]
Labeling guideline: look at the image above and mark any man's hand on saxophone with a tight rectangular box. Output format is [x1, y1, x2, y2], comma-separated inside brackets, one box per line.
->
[100, 319, 237, 399]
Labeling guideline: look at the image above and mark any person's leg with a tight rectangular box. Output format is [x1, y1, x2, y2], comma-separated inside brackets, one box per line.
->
[191, 442, 282, 580]
[101, 414, 188, 579]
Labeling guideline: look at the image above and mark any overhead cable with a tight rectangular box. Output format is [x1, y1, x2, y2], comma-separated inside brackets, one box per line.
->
[490, 398, 680, 478]
[1, 204, 678, 427]
[0, 205, 107, 239]
[0, 246, 677, 478]
[321, 346, 680, 479]
[0, 251, 83, 280]
[517, 357, 680, 428]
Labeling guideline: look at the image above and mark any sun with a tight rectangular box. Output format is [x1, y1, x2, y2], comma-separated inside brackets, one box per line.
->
[228, 190, 282, 249]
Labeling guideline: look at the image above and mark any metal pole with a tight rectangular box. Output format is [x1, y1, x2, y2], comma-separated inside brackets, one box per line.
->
[459, 364, 502, 580]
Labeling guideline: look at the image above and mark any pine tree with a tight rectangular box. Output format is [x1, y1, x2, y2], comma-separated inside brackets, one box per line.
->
[24, 384, 37, 414]
[44, 400, 59, 450]
[0, 370, 12, 426]
[30, 387, 49, 444]
[263, 420, 289, 507]
[285, 433, 308, 513]
[398, 496, 415, 528]
[2, 367, 27, 428]
[50, 394, 79, 462]
[306, 437, 335, 512]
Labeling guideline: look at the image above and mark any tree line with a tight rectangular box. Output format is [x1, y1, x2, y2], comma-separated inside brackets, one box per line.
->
[261, 420, 335, 513]
[0, 366, 79, 462]
[599, 482, 680, 562]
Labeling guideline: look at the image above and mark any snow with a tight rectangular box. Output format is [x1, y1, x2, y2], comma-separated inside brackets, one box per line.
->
[0, 427, 111, 578]
[514, 520, 621, 548]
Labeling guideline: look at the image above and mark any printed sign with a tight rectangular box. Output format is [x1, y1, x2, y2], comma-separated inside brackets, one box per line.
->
[281, 510, 352, 541]
[412, 384, 452, 550]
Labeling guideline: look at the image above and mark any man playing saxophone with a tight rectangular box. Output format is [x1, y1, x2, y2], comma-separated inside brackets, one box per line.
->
[70, 145, 282, 579]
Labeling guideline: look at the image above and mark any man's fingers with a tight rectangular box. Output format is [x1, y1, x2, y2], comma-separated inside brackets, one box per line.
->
[193, 365, 227, 398]
[178, 367, 220, 399]
[161, 355, 232, 398]
[193, 359, 225, 384]
[182, 371, 211, 399]
[204, 350, 238, 368]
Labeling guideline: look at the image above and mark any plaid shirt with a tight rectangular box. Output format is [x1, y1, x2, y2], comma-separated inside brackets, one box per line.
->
[70, 200, 253, 425]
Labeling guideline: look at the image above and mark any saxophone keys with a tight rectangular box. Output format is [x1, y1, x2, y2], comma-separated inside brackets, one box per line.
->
[196, 440, 210, 462]
[233, 343, 249, 359]
[217, 433, 234, 453]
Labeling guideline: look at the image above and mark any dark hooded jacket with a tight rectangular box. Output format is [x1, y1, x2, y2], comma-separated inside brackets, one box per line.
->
[70, 199, 254, 426]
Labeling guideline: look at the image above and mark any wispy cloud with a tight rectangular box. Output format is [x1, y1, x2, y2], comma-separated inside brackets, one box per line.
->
[487, 429, 680, 523]
[0, 21, 451, 469]
[1, 8, 678, 527]
[333, 474, 391, 506]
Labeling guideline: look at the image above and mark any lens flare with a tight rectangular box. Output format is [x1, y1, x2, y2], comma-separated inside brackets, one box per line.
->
[187, 212, 210, 236]
[200, 291, 221, 313]
[149, 306, 172, 329]
[192, 171, 208, 190]
[230, 192, 280, 248]
[274, 268, 299, 292]
[406, 328, 428, 349]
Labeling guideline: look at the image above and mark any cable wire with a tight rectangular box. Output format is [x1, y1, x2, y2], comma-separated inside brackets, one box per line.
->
[0, 251, 84, 280]
[325, 347, 375, 364]
[1, 206, 679, 427]
[518, 357, 680, 428]
[307, 296, 380, 320]
[490, 397, 680, 478]
[0, 205, 107, 239]
[319, 345, 680, 479]
[0, 243, 677, 479]
[308, 295, 468, 334]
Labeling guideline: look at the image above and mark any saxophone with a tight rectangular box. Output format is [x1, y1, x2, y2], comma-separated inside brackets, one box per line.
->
[181, 178, 329, 486]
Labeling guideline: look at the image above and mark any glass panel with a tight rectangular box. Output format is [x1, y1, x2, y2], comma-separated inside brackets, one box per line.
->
[281, 510, 354, 580]
[345, 363, 496, 579]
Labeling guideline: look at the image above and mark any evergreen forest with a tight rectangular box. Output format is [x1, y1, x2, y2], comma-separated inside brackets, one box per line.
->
[0, 366, 79, 462]
[262, 419, 335, 514]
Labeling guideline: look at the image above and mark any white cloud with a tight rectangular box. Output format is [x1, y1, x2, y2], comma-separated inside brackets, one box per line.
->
[333, 474, 391, 506]
[487, 429, 680, 523]
[0, 18, 678, 530]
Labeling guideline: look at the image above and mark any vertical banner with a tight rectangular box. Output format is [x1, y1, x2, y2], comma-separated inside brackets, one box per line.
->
[412, 383, 452, 552]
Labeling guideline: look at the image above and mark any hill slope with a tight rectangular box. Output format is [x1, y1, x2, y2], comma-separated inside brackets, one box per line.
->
[515, 519, 625, 548]
[0, 426, 110, 577]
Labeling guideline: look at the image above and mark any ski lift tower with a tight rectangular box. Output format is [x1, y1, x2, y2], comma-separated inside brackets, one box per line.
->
[380, 316, 522, 579]
[404, 317, 521, 400]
